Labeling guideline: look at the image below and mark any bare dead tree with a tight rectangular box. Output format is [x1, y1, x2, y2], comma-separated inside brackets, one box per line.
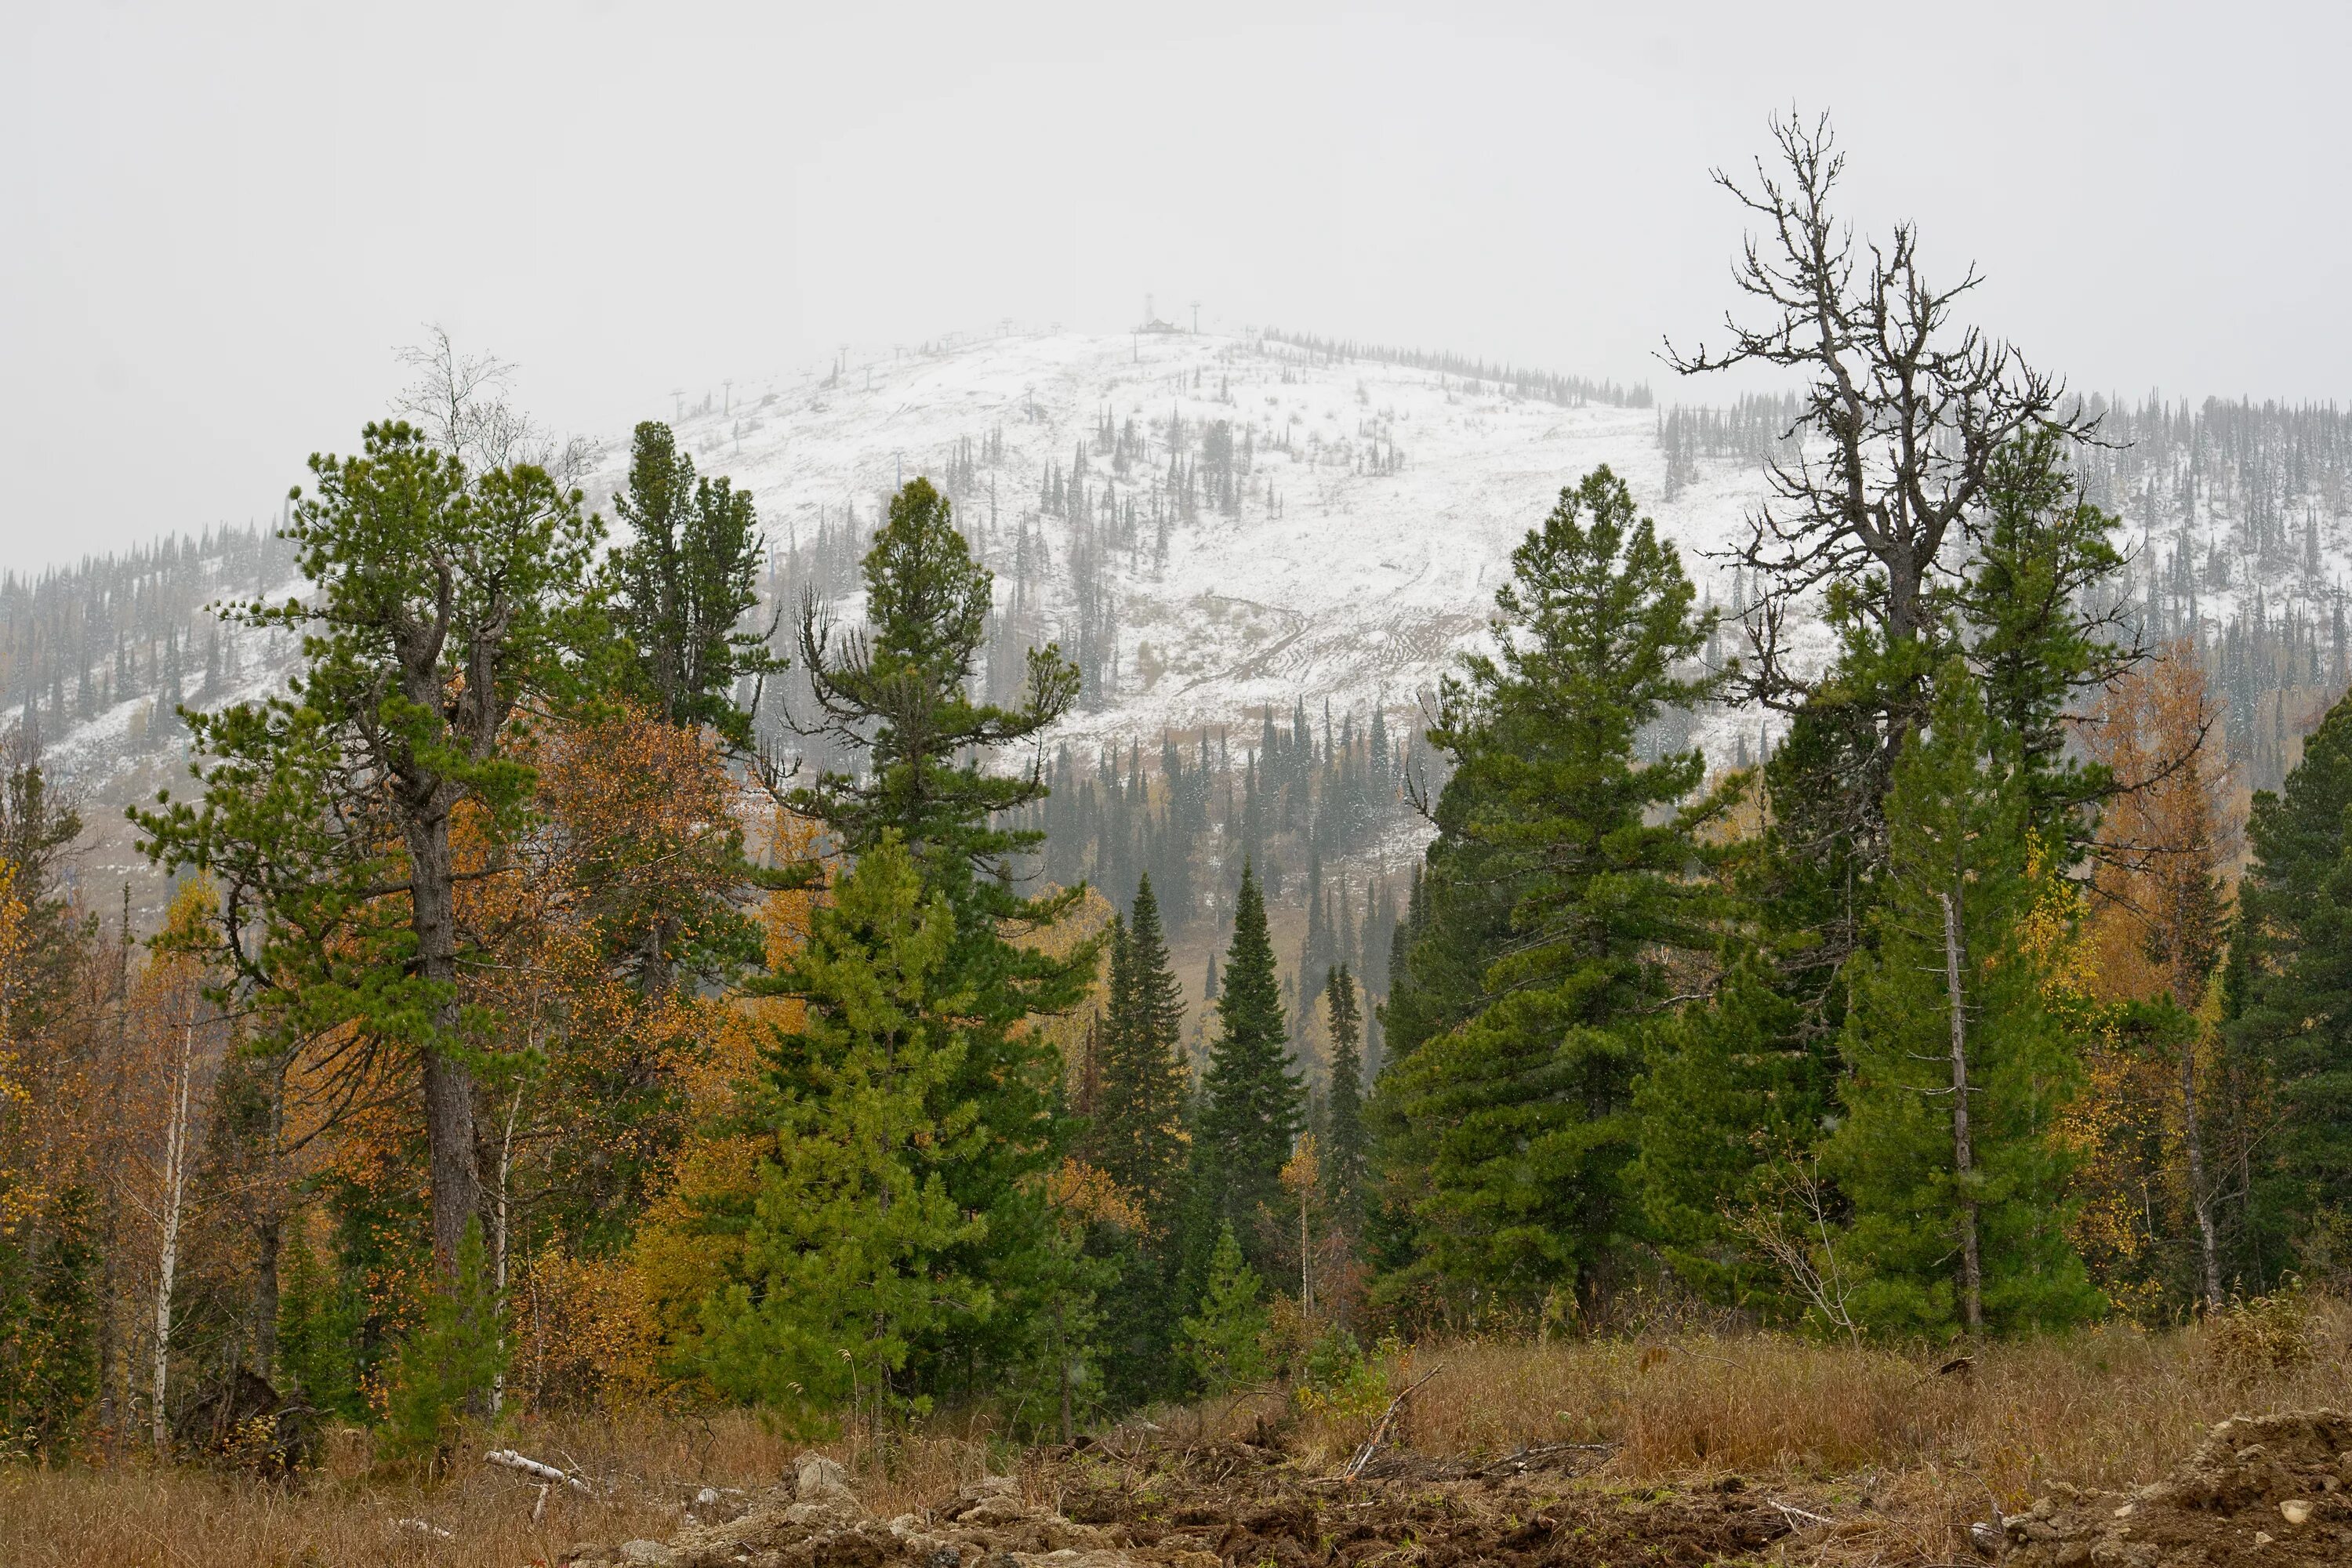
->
[393, 325, 598, 485]
[1664, 112, 2099, 716]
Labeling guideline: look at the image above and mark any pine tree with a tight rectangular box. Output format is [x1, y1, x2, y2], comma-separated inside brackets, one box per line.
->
[608, 420, 782, 750]
[781, 477, 1092, 1396]
[135, 421, 603, 1278]
[380, 1219, 506, 1461]
[1379, 467, 1725, 1308]
[1825, 664, 2099, 1338]
[1630, 953, 1820, 1312]
[1322, 967, 1367, 1236]
[1193, 862, 1302, 1267]
[1095, 876, 1190, 1225]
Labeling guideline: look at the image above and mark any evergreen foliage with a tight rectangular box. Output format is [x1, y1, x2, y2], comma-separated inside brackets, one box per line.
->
[608, 420, 783, 750]
[1322, 967, 1367, 1236]
[1378, 467, 1724, 1307]
[696, 837, 987, 1432]
[1178, 1221, 1269, 1396]
[1192, 862, 1302, 1267]
[779, 478, 1094, 1399]
[1824, 666, 2100, 1337]
[2230, 685, 2352, 1280]
[133, 420, 604, 1275]
[1094, 876, 1190, 1225]
[379, 1220, 506, 1461]
[1631, 953, 1820, 1312]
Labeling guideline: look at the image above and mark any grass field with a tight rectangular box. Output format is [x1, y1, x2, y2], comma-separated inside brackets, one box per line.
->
[5, 1301, 2346, 1566]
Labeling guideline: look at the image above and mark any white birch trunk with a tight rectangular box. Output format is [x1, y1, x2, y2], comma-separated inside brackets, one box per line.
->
[151, 1019, 194, 1457]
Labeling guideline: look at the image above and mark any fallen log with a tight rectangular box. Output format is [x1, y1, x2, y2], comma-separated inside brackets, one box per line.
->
[486, 1447, 595, 1495]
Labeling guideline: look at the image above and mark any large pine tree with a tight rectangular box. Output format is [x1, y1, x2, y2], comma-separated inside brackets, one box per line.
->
[775, 477, 1093, 1399]
[135, 422, 603, 1277]
[1377, 466, 1726, 1309]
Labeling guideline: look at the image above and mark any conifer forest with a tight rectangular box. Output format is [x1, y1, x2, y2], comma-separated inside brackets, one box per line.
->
[9, 90, 2352, 1568]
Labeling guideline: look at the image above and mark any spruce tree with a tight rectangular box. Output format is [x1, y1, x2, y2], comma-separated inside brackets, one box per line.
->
[1095, 875, 1190, 1225]
[1824, 664, 2099, 1337]
[1178, 1221, 1269, 1396]
[1193, 862, 1302, 1267]
[1630, 953, 1820, 1312]
[1322, 967, 1368, 1236]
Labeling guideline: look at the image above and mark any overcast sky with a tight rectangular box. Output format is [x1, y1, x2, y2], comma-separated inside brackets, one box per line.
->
[5, 1, 2347, 568]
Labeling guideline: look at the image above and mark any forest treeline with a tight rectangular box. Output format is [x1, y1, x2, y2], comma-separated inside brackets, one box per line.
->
[10, 115, 2352, 1465]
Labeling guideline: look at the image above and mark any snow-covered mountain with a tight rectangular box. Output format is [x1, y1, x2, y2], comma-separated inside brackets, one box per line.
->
[13, 325, 2352, 929]
[601, 327, 1787, 772]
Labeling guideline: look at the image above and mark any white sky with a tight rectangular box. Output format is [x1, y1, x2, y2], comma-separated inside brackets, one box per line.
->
[5, 0, 2347, 569]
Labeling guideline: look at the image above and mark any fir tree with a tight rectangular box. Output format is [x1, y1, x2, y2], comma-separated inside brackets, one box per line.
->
[1178, 1221, 1268, 1396]
[1322, 967, 1368, 1236]
[1095, 875, 1190, 1225]
[699, 837, 988, 1431]
[1193, 862, 1302, 1267]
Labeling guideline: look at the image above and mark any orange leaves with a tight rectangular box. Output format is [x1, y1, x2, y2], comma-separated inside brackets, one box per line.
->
[1044, 1156, 1147, 1235]
[2081, 640, 2235, 1010]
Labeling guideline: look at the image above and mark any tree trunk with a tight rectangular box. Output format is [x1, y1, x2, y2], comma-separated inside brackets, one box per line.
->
[408, 807, 481, 1277]
[248, 1052, 290, 1381]
[2179, 1033, 2224, 1312]
[1937, 890, 1984, 1337]
[490, 1081, 524, 1419]
[152, 1019, 194, 1457]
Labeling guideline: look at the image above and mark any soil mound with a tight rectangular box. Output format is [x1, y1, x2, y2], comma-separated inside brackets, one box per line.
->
[2002, 1410, 2352, 1566]
[560, 1437, 1801, 1568]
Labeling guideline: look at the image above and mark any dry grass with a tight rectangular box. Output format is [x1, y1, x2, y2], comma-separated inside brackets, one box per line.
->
[1272, 1303, 2352, 1502]
[0, 1410, 1004, 1568]
[5, 1305, 2348, 1566]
